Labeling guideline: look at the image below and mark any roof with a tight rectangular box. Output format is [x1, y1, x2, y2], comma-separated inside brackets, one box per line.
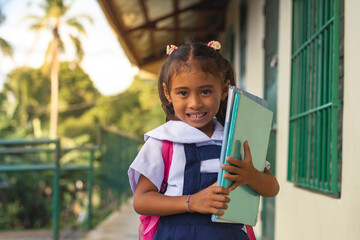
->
[98, 0, 230, 75]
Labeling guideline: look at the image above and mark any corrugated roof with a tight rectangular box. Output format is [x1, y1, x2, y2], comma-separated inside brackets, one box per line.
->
[98, 0, 230, 74]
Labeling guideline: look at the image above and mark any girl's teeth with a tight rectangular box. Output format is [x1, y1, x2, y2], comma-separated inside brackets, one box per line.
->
[189, 113, 205, 118]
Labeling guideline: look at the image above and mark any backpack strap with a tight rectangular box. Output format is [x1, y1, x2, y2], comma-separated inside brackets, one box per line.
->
[138, 140, 174, 239]
[245, 225, 256, 240]
[159, 140, 173, 194]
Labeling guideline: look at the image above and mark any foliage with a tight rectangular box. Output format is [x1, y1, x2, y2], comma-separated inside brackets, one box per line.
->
[58, 62, 100, 118]
[1, 62, 100, 139]
[0, 170, 53, 229]
[57, 74, 165, 142]
[1, 64, 165, 141]
[0, 4, 14, 58]
[0, 0, 167, 233]
[3, 67, 50, 131]
[0, 61, 165, 230]
[104, 75, 165, 137]
[23, 0, 94, 138]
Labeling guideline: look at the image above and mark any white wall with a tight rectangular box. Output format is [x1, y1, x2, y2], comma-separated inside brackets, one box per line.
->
[275, 0, 360, 239]
[340, 0, 360, 236]
[275, 0, 292, 238]
[245, 0, 265, 98]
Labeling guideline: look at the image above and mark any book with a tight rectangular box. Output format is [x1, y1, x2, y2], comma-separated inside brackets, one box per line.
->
[212, 86, 273, 226]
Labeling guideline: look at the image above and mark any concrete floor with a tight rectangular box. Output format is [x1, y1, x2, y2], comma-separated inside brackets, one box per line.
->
[81, 198, 139, 240]
[0, 198, 140, 240]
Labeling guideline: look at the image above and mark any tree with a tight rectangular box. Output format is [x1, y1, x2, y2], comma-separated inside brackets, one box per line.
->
[2, 67, 49, 136]
[1, 62, 100, 138]
[23, 0, 93, 138]
[86, 75, 165, 138]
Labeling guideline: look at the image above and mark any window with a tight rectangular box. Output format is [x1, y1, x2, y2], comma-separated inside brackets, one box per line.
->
[288, 0, 343, 196]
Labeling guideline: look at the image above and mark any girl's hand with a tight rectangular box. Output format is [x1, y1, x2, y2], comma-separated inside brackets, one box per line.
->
[221, 141, 259, 191]
[189, 182, 230, 216]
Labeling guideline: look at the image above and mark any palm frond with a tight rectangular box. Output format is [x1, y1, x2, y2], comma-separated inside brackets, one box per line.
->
[68, 14, 94, 25]
[0, 37, 14, 57]
[45, 0, 69, 18]
[69, 34, 84, 62]
[21, 14, 48, 31]
[22, 14, 44, 22]
[31, 22, 49, 31]
[66, 20, 87, 36]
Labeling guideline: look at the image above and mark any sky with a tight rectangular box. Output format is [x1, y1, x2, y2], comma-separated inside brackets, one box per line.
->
[0, 0, 138, 96]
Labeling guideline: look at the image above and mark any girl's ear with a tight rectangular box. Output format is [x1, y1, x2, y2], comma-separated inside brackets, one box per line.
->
[222, 80, 230, 100]
[163, 82, 172, 103]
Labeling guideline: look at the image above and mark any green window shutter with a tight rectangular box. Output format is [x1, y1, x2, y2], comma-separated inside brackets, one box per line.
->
[288, 0, 342, 196]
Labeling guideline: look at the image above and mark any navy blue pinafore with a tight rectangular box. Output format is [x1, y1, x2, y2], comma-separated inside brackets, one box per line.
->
[153, 143, 249, 240]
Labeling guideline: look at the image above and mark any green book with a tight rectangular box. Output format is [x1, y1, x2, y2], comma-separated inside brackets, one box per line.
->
[212, 89, 273, 226]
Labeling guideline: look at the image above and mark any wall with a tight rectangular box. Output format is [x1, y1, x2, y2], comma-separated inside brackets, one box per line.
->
[275, 0, 360, 239]
[223, 0, 360, 239]
[245, 0, 265, 98]
[223, 0, 241, 86]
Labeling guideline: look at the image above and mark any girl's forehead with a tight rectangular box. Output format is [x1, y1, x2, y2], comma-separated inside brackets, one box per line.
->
[166, 59, 224, 89]
[170, 69, 223, 88]
[172, 68, 215, 81]
[171, 61, 219, 79]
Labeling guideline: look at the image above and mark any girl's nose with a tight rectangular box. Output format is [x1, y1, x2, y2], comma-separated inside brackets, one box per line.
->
[188, 95, 202, 109]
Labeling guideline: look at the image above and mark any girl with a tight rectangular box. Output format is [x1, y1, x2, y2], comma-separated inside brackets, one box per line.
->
[128, 41, 279, 240]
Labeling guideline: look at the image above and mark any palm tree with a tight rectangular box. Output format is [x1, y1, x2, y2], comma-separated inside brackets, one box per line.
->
[24, 0, 93, 138]
[0, 4, 13, 58]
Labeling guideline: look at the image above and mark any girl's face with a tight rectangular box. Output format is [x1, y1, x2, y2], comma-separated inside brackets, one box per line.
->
[164, 64, 229, 137]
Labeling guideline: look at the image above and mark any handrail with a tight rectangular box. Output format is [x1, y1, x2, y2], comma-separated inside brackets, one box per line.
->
[0, 131, 138, 240]
[0, 139, 100, 240]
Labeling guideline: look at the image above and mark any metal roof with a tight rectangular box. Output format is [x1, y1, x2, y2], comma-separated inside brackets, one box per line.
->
[98, 0, 230, 74]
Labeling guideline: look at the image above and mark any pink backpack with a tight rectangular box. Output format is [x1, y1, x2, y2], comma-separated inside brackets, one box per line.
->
[138, 140, 256, 240]
[138, 140, 173, 240]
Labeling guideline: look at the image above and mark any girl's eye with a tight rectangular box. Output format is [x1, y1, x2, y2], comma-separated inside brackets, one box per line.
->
[178, 91, 187, 96]
[202, 89, 211, 95]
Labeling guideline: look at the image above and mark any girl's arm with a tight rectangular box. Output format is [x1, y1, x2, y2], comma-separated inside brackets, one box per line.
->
[221, 141, 280, 197]
[134, 174, 231, 216]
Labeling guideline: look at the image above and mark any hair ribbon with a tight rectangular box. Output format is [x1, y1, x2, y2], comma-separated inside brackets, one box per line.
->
[166, 41, 221, 55]
[207, 41, 221, 50]
[166, 45, 178, 55]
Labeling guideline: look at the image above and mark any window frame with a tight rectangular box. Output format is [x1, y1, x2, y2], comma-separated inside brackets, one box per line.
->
[287, 0, 342, 197]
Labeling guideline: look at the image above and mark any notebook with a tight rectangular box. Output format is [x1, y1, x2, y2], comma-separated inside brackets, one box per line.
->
[212, 86, 273, 226]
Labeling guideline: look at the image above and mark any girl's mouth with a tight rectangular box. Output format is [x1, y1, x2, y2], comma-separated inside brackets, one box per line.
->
[187, 112, 207, 120]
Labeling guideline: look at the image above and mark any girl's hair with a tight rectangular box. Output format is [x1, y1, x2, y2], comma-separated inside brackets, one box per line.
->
[158, 42, 236, 126]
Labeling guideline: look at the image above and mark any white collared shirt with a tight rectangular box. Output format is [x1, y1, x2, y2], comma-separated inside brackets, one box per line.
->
[128, 119, 224, 196]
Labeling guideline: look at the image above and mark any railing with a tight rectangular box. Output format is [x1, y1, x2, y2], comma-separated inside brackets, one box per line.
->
[0, 139, 98, 240]
[97, 126, 142, 211]
[0, 139, 62, 239]
[61, 146, 100, 231]
[0, 128, 142, 240]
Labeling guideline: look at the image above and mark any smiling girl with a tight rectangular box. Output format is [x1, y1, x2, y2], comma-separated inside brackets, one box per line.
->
[128, 42, 279, 240]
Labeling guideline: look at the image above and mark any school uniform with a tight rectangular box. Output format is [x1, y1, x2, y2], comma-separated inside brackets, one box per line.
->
[128, 119, 249, 240]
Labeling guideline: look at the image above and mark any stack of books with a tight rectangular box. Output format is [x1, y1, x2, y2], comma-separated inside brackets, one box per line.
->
[212, 86, 273, 226]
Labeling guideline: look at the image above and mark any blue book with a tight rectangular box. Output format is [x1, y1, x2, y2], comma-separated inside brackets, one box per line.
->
[215, 85, 236, 185]
[212, 86, 273, 226]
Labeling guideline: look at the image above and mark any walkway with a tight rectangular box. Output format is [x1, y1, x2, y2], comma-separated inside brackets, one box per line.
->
[0, 198, 140, 240]
[81, 198, 139, 240]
